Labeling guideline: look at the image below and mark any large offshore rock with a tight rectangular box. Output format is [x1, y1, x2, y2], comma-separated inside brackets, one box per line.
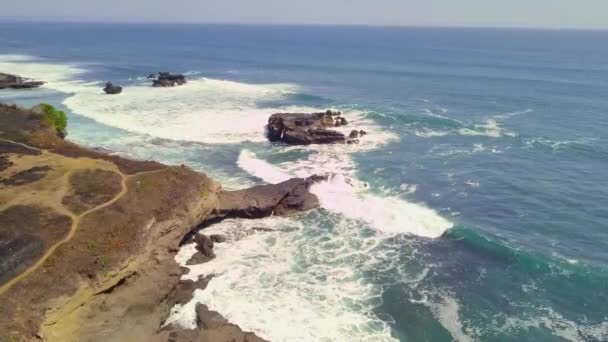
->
[103, 82, 123, 94]
[266, 110, 361, 145]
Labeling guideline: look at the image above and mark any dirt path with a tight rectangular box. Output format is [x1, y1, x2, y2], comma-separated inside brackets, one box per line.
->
[0, 141, 134, 295]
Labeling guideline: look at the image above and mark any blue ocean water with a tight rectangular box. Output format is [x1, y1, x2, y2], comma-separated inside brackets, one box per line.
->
[1, 23, 607, 341]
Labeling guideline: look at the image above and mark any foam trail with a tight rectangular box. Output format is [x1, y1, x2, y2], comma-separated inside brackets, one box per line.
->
[311, 174, 452, 238]
[426, 294, 475, 342]
[237, 150, 291, 184]
[238, 150, 452, 238]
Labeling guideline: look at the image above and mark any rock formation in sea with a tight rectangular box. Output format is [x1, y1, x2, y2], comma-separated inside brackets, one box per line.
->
[150, 72, 188, 87]
[0, 72, 45, 89]
[103, 82, 123, 94]
[0, 103, 324, 342]
[266, 110, 362, 145]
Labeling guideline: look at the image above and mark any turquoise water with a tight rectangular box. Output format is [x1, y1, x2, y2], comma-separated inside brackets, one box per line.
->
[1, 23, 607, 341]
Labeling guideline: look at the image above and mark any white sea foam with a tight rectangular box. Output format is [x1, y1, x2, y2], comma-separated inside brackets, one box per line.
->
[0, 54, 316, 144]
[400, 183, 418, 194]
[237, 150, 291, 184]
[311, 175, 451, 238]
[494, 306, 608, 342]
[238, 146, 451, 239]
[0, 54, 86, 92]
[525, 137, 598, 151]
[63, 78, 309, 144]
[458, 118, 516, 138]
[427, 294, 475, 342]
[167, 217, 398, 342]
[414, 129, 451, 138]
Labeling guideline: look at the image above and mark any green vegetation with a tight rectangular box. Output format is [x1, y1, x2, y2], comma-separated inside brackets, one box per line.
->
[40, 103, 67, 137]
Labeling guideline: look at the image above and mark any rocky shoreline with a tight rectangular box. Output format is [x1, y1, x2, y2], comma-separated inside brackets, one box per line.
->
[0, 103, 332, 342]
[0, 72, 45, 90]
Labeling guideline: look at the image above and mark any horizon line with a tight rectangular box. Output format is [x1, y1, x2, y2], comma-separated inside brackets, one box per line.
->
[1, 18, 607, 32]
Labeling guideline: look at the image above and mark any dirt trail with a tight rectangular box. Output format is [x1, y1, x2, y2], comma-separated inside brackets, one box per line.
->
[0, 140, 136, 295]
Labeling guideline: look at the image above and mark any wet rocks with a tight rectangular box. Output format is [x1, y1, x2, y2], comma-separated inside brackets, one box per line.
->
[267, 110, 362, 145]
[103, 82, 123, 94]
[335, 117, 348, 126]
[208, 174, 327, 221]
[150, 72, 187, 87]
[0, 72, 45, 90]
[193, 234, 215, 259]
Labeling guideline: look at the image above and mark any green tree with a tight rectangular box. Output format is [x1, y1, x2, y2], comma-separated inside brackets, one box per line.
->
[40, 103, 67, 137]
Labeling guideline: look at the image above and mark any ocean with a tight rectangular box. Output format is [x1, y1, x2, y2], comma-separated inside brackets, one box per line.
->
[1, 23, 607, 341]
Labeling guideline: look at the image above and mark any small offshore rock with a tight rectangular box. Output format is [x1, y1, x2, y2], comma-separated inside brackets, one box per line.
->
[349, 130, 359, 139]
[103, 82, 123, 94]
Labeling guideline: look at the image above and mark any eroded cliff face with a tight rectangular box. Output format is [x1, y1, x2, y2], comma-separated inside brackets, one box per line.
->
[0, 104, 262, 342]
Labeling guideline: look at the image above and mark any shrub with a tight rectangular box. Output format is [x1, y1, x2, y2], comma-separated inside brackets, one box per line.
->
[39, 103, 67, 137]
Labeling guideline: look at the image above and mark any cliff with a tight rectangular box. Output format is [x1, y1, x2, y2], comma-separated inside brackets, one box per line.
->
[0, 103, 321, 341]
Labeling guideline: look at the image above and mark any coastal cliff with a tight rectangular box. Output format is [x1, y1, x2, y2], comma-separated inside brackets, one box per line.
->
[0, 103, 321, 341]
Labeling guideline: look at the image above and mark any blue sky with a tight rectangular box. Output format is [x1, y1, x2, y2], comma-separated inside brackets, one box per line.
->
[2, 0, 608, 29]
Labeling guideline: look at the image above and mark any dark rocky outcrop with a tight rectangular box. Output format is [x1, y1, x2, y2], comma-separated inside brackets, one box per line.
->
[209, 174, 326, 222]
[0, 72, 45, 90]
[194, 234, 215, 259]
[103, 82, 123, 94]
[266, 110, 361, 145]
[151, 72, 187, 87]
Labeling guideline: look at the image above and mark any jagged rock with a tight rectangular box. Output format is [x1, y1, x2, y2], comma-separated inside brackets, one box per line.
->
[347, 139, 359, 145]
[359, 130, 367, 136]
[335, 117, 348, 127]
[209, 175, 326, 221]
[0, 72, 45, 90]
[103, 82, 122, 94]
[193, 234, 214, 259]
[266, 111, 348, 145]
[349, 130, 359, 139]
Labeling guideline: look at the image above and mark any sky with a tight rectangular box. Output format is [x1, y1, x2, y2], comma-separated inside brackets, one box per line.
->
[2, 0, 608, 29]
